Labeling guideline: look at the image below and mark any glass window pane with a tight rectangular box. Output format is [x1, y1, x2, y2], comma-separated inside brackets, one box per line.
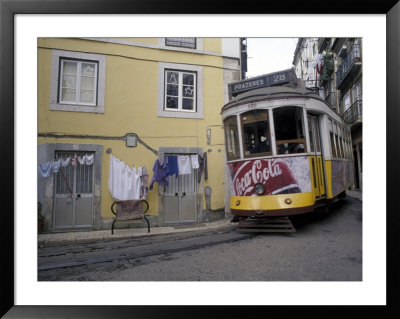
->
[166, 96, 178, 109]
[81, 63, 96, 76]
[166, 71, 179, 84]
[314, 119, 321, 153]
[80, 90, 95, 104]
[183, 85, 195, 97]
[167, 84, 179, 96]
[80, 76, 95, 90]
[62, 61, 77, 75]
[182, 98, 194, 110]
[273, 106, 305, 154]
[62, 74, 77, 89]
[308, 116, 314, 152]
[242, 110, 271, 157]
[61, 88, 77, 102]
[164, 70, 196, 112]
[224, 116, 240, 160]
[330, 132, 337, 158]
[183, 73, 194, 85]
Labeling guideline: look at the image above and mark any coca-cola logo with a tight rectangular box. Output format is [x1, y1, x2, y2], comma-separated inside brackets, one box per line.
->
[231, 159, 299, 196]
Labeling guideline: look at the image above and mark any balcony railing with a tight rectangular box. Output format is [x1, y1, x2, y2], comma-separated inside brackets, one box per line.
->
[336, 42, 361, 89]
[343, 100, 362, 126]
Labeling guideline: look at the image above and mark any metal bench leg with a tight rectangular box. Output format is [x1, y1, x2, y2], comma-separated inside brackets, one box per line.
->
[111, 219, 116, 235]
[144, 216, 150, 233]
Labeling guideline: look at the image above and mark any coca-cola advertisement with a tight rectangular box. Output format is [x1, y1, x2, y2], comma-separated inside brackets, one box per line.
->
[227, 156, 311, 196]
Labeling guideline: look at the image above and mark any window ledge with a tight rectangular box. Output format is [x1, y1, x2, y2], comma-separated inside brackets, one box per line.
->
[50, 103, 104, 114]
[158, 109, 203, 119]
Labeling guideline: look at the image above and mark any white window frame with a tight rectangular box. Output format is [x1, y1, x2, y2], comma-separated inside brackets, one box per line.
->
[50, 50, 106, 113]
[59, 59, 98, 106]
[158, 62, 203, 119]
[164, 70, 197, 113]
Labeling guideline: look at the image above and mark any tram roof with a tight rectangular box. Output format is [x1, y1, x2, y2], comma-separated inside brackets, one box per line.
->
[221, 85, 327, 113]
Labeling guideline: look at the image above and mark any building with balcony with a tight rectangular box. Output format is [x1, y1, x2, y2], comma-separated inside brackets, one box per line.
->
[292, 38, 362, 190]
[332, 38, 362, 190]
[37, 37, 245, 233]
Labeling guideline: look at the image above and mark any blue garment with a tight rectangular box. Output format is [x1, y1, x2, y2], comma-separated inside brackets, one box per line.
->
[38, 161, 52, 178]
[165, 156, 179, 178]
[149, 157, 169, 190]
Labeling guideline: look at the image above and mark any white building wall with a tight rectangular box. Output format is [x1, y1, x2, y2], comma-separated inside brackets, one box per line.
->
[222, 38, 241, 59]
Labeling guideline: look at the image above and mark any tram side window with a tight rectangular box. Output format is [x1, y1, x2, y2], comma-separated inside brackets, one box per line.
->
[273, 106, 306, 155]
[334, 123, 342, 158]
[224, 116, 240, 160]
[241, 110, 272, 157]
[307, 116, 314, 152]
[328, 119, 337, 158]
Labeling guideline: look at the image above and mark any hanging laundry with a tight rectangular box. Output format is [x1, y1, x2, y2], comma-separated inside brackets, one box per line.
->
[85, 154, 94, 165]
[191, 154, 199, 169]
[78, 155, 86, 165]
[165, 155, 179, 178]
[177, 155, 191, 175]
[38, 161, 52, 178]
[108, 154, 142, 200]
[51, 159, 61, 173]
[140, 166, 149, 200]
[149, 157, 169, 190]
[70, 155, 77, 167]
[61, 157, 70, 167]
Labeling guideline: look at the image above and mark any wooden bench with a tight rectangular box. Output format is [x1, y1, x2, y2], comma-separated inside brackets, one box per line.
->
[111, 199, 150, 235]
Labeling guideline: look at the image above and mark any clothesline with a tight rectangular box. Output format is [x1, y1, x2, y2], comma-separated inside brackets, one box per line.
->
[149, 153, 207, 190]
[38, 154, 94, 178]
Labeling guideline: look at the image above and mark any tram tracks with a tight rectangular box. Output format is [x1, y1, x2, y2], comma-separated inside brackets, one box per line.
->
[38, 228, 254, 271]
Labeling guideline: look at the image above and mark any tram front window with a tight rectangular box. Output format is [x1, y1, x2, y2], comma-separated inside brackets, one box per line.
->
[241, 110, 272, 157]
[273, 106, 306, 155]
[224, 116, 240, 160]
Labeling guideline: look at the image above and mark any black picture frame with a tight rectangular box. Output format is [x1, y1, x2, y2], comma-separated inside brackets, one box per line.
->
[1, 0, 399, 318]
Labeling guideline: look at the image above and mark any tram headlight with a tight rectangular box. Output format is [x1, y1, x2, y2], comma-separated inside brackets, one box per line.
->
[254, 183, 265, 195]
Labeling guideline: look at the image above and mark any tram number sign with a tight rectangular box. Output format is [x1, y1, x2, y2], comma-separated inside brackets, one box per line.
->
[230, 71, 291, 95]
[271, 72, 288, 84]
[248, 103, 257, 109]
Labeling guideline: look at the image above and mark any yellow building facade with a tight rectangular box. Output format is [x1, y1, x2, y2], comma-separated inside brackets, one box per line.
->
[37, 37, 244, 232]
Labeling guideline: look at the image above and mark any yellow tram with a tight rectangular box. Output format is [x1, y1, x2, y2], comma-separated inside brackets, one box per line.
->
[222, 68, 354, 227]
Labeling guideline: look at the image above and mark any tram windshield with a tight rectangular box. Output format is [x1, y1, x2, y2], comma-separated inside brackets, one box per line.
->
[273, 106, 306, 155]
[241, 110, 272, 157]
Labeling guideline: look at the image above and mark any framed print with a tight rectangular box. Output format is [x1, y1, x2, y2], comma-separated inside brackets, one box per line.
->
[1, 0, 399, 318]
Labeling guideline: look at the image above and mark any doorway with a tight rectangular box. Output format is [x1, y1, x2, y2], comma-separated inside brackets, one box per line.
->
[308, 114, 326, 198]
[53, 151, 94, 229]
[163, 155, 197, 223]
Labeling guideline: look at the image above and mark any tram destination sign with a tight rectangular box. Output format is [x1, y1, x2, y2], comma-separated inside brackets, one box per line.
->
[229, 69, 297, 97]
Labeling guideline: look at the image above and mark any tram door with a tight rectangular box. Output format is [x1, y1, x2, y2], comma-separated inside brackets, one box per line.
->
[308, 115, 326, 198]
[53, 151, 94, 229]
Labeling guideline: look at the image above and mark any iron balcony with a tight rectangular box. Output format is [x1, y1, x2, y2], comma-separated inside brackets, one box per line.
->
[336, 42, 362, 90]
[343, 99, 362, 126]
